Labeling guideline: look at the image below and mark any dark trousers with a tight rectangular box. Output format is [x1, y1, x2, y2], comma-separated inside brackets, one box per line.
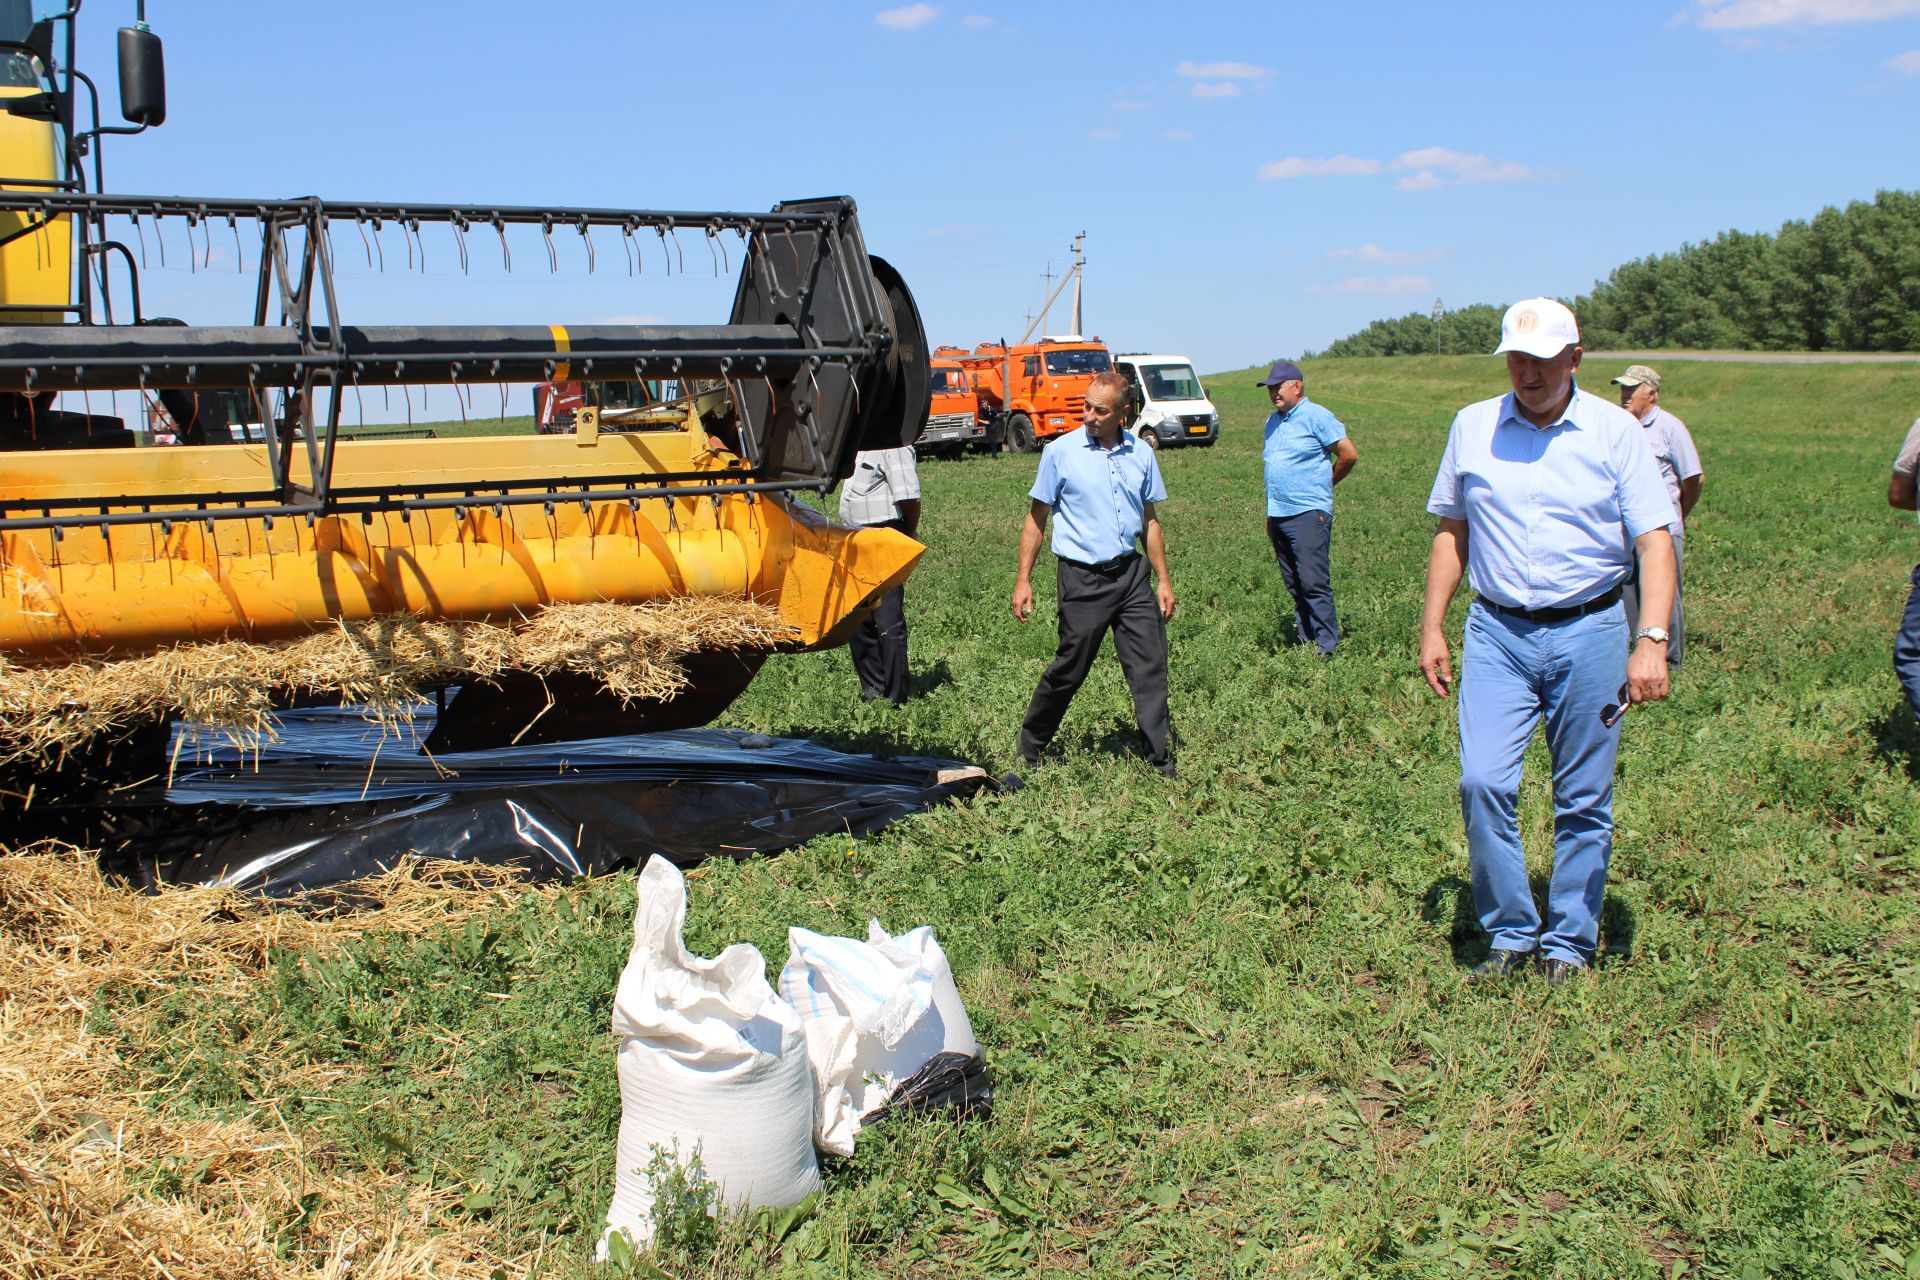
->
[1018, 554, 1171, 766]
[849, 521, 910, 706]
[1897, 563, 1920, 723]
[1267, 510, 1339, 653]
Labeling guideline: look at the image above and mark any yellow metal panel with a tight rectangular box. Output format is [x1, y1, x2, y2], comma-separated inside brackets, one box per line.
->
[0, 89, 70, 325]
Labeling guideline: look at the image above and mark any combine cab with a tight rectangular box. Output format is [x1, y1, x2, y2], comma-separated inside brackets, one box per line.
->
[0, 6, 930, 765]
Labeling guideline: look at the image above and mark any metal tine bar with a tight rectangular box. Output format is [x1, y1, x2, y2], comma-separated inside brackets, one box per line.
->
[578, 216, 594, 274]
[706, 225, 718, 277]
[199, 206, 213, 270]
[494, 217, 510, 271]
[542, 217, 557, 273]
[184, 211, 197, 274]
[356, 216, 372, 269]
[452, 217, 470, 274]
[131, 212, 147, 268]
[622, 218, 637, 276]
[228, 213, 242, 274]
[669, 223, 684, 273]
[656, 225, 671, 276]
[370, 217, 386, 272]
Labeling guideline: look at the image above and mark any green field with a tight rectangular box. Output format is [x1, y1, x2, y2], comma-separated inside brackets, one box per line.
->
[77, 356, 1920, 1276]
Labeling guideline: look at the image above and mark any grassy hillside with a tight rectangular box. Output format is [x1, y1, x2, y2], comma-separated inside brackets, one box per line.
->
[22, 355, 1920, 1278]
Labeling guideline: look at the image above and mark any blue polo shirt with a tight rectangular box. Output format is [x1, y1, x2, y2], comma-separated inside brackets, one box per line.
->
[1029, 426, 1167, 564]
[1262, 397, 1348, 517]
[1426, 384, 1676, 611]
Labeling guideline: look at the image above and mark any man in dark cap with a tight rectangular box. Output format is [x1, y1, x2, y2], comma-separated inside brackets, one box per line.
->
[1257, 360, 1358, 654]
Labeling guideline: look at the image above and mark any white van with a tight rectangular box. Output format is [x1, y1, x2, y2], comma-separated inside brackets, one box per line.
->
[1115, 354, 1219, 449]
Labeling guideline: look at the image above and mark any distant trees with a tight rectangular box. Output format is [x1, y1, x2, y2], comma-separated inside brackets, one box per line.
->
[1308, 304, 1504, 359]
[1308, 189, 1920, 357]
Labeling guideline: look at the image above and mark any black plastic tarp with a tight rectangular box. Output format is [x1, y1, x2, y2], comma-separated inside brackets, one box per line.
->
[98, 708, 993, 896]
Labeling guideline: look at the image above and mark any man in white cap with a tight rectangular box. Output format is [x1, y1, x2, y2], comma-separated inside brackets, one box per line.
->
[1612, 365, 1703, 667]
[1418, 298, 1678, 986]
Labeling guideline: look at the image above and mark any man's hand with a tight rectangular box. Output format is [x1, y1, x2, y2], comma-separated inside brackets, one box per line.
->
[1012, 579, 1034, 622]
[1156, 578, 1177, 621]
[1627, 638, 1671, 704]
[1419, 627, 1453, 698]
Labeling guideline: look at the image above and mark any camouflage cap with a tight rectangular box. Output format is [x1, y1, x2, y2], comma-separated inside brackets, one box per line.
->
[1610, 364, 1661, 390]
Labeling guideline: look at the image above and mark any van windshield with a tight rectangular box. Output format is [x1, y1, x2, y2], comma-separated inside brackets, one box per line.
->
[1043, 349, 1111, 376]
[1142, 364, 1204, 401]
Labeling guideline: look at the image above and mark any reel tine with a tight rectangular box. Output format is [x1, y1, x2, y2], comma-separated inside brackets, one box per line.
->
[357, 216, 373, 269]
[579, 216, 595, 274]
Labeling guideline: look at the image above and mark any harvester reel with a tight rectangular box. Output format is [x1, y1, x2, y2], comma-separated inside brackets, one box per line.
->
[852, 255, 931, 460]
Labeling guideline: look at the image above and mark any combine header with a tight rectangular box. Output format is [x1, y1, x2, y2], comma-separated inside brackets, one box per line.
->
[0, 6, 929, 761]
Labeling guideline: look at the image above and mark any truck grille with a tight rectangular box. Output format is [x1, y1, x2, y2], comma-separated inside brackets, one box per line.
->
[918, 411, 982, 443]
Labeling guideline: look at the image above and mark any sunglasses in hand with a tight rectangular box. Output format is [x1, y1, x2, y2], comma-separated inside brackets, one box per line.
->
[1600, 681, 1630, 729]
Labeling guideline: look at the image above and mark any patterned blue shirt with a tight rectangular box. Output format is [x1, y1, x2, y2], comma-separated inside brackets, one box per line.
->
[1029, 427, 1167, 564]
[1426, 384, 1676, 611]
[1262, 397, 1348, 517]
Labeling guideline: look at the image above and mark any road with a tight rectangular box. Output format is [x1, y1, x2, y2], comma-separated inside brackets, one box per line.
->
[1588, 350, 1920, 364]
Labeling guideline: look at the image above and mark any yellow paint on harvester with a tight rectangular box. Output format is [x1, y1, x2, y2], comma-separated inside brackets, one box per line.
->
[548, 324, 571, 381]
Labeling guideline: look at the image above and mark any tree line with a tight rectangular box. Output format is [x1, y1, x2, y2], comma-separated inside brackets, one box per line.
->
[1306, 189, 1920, 358]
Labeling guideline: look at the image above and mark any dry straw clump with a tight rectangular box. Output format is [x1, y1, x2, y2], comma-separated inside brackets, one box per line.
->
[0, 595, 794, 767]
[0, 845, 548, 1280]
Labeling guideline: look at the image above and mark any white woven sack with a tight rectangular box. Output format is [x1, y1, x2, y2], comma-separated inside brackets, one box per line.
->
[597, 857, 819, 1259]
[778, 921, 978, 1156]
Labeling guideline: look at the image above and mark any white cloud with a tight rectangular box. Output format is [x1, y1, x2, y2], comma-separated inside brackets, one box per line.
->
[1309, 275, 1438, 295]
[1391, 146, 1546, 190]
[876, 4, 938, 29]
[1192, 81, 1241, 98]
[1087, 126, 1123, 141]
[1163, 128, 1196, 141]
[1889, 47, 1920, 70]
[1328, 243, 1448, 264]
[1257, 154, 1382, 180]
[963, 13, 992, 26]
[1693, 0, 1920, 27]
[1175, 59, 1273, 79]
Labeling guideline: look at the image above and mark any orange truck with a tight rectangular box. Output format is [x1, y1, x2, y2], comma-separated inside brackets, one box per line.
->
[916, 354, 985, 453]
[950, 337, 1112, 453]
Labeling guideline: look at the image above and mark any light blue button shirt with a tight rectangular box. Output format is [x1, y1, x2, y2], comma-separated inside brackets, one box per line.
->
[1030, 426, 1167, 564]
[1262, 397, 1347, 517]
[1426, 384, 1676, 610]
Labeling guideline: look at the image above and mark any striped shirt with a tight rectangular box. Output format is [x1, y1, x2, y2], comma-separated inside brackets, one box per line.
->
[838, 447, 921, 528]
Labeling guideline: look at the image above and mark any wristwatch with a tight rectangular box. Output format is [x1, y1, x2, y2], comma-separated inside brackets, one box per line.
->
[1634, 626, 1670, 644]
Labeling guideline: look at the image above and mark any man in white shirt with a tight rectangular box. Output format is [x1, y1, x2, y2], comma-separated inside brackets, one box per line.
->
[1889, 417, 1920, 722]
[1613, 365, 1703, 667]
[839, 445, 922, 707]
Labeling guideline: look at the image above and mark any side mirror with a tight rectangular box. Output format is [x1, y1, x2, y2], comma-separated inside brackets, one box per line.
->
[24, 18, 54, 65]
[116, 25, 165, 127]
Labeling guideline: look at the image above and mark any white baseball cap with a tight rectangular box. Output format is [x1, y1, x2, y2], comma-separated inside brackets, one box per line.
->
[1494, 297, 1580, 359]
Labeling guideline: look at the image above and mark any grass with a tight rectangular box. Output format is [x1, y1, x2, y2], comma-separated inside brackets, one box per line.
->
[14, 353, 1920, 1278]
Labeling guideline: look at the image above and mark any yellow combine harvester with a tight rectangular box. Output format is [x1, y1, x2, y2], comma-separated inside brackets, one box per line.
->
[0, 5, 927, 763]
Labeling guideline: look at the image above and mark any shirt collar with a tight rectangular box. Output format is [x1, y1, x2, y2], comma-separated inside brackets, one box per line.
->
[1500, 382, 1582, 432]
[1080, 426, 1131, 453]
[1276, 395, 1313, 423]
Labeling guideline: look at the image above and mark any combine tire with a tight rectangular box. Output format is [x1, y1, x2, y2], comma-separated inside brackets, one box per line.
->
[1004, 412, 1036, 453]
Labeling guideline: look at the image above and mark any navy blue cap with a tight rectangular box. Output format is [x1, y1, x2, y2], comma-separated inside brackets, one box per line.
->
[1257, 360, 1304, 386]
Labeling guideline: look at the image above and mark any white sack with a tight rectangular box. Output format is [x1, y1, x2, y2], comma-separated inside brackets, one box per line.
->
[779, 920, 979, 1156]
[598, 856, 819, 1259]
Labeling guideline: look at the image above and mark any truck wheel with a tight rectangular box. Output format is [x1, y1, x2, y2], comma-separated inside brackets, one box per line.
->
[1005, 412, 1036, 453]
[1138, 426, 1160, 450]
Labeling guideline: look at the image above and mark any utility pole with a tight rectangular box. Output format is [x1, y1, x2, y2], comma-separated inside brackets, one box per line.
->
[1432, 297, 1444, 356]
[1069, 231, 1085, 336]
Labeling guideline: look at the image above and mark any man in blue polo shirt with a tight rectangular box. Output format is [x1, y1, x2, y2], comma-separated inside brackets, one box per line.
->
[1012, 370, 1177, 776]
[1258, 361, 1358, 654]
[1419, 298, 1677, 987]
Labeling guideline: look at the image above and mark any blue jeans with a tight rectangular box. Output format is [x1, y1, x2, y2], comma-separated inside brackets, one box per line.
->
[1459, 600, 1629, 965]
[1897, 564, 1920, 723]
[1266, 510, 1339, 653]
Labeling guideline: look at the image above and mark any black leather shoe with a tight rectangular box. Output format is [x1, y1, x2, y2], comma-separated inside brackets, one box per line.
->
[1153, 759, 1178, 779]
[1540, 958, 1586, 988]
[1465, 948, 1533, 984]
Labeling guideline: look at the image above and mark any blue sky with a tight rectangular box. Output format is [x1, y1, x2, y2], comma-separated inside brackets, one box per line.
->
[55, 0, 1920, 385]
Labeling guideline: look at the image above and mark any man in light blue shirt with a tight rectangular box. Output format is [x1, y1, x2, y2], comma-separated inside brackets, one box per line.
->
[1419, 298, 1677, 987]
[1012, 371, 1177, 775]
[1258, 360, 1359, 653]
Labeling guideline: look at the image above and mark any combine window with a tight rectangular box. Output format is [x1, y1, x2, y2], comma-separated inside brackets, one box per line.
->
[0, 0, 37, 87]
[1044, 349, 1111, 376]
